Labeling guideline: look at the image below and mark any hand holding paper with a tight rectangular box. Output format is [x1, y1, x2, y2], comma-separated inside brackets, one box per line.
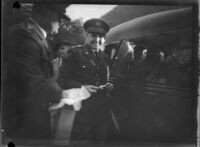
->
[83, 85, 99, 93]
[49, 86, 91, 111]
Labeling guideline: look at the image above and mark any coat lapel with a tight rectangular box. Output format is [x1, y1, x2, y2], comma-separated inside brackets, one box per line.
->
[82, 45, 97, 67]
[26, 18, 50, 55]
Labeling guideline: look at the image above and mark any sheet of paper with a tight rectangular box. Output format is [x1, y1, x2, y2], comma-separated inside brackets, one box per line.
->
[49, 86, 91, 111]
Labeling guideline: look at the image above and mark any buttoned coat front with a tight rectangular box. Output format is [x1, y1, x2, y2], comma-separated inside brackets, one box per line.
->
[58, 44, 110, 112]
[58, 44, 111, 143]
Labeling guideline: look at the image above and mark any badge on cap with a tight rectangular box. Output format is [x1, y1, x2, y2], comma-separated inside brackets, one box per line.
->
[95, 21, 101, 26]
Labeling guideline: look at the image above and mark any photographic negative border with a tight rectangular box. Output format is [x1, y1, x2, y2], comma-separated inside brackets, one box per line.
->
[1, 0, 199, 146]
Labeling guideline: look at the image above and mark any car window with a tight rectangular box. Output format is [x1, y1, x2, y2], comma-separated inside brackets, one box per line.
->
[131, 47, 192, 88]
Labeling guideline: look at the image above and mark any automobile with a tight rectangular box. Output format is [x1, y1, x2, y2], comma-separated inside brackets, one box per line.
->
[104, 7, 197, 143]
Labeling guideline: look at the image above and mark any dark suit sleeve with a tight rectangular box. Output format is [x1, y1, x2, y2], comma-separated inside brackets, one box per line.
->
[58, 49, 82, 89]
[109, 60, 128, 88]
[14, 34, 63, 103]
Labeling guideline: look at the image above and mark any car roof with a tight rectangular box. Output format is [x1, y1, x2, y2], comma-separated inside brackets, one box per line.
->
[106, 7, 192, 51]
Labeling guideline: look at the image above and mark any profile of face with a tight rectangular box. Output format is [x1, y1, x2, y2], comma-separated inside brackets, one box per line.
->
[134, 45, 148, 62]
[159, 51, 165, 61]
[33, 4, 69, 34]
[173, 49, 191, 65]
[141, 49, 148, 60]
[43, 11, 66, 34]
[57, 45, 71, 59]
[86, 32, 106, 51]
[50, 12, 64, 34]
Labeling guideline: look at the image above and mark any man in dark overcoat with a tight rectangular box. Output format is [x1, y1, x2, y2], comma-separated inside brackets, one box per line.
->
[58, 18, 113, 145]
[3, 3, 70, 139]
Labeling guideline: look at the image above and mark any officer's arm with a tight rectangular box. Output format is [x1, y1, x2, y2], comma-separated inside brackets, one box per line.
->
[58, 49, 82, 89]
[14, 34, 63, 103]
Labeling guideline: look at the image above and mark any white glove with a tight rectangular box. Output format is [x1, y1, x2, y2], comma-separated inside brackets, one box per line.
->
[49, 86, 91, 111]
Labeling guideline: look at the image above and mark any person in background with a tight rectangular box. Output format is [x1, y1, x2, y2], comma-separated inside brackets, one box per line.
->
[58, 13, 71, 31]
[52, 40, 72, 80]
[106, 43, 148, 141]
[58, 18, 113, 146]
[4, 3, 70, 139]
[157, 48, 192, 87]
[48, 14, 71, 41]
[129, 44, 148, 81]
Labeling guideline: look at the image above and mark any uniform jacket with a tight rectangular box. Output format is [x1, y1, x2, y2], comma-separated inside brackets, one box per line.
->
[58, 44, 110, 112]
[4, 18, 62, 138]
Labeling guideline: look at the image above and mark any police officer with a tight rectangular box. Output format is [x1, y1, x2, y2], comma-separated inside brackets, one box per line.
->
[58, 18, 113, 145]
[4, 3, 70, 139]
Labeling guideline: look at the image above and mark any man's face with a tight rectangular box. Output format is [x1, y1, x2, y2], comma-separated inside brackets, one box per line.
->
[173, 49, 191, 65]
[49, 12, 63, 34]
[44, 10, 66, 34]
[134, 48, 148, 62]
[57, 45, 71, 59]
[86, 32, 106, 51]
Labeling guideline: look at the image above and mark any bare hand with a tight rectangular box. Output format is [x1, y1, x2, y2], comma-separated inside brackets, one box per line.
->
[52, 58, 60, 76]
[52, 58, 60, 68]
[105, 82, 114, 92]
[83, 85, 99, 94]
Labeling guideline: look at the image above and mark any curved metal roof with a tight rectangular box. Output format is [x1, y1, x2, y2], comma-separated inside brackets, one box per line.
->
[106, 7, 192, 45]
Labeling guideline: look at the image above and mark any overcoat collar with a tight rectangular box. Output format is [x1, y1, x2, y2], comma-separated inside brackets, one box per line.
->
[25, 18, 50, 54]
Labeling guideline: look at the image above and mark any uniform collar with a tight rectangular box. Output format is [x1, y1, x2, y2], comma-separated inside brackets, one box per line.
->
[85, 44, 101, 53]
[83, 44, 103, 60]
